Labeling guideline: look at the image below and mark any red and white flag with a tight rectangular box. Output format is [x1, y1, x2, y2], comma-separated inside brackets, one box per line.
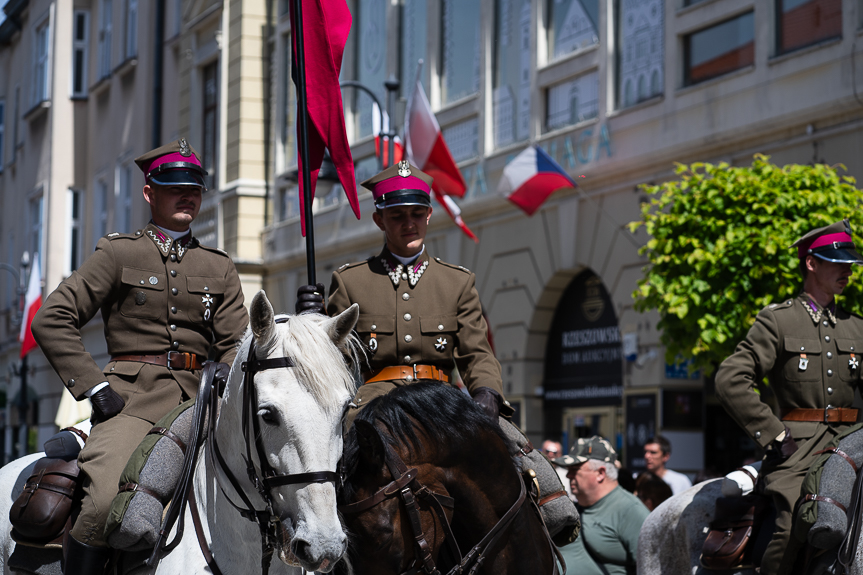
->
[433, 191, 478, 243]
[19, 254, 41, 358]
[372, 103, 404, 167]
[404, 80, 467, 198]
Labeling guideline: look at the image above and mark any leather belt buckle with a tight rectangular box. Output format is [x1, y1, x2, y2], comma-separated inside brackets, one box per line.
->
[413, 364, 418, 381]
[167, 351, 190, 370]
[824, 405, 834, 423]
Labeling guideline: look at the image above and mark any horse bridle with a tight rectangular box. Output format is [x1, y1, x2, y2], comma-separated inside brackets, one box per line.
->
[340, 437, 546, 575]
[206, 318, 344, 575]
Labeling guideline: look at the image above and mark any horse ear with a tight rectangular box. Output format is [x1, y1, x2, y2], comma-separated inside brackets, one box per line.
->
[354, 419, 386, 470]
[324, 303, 359, 350]
[250, 290, 276, 346]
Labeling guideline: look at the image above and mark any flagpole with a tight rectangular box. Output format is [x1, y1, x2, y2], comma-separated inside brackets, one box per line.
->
[292, 0, 316, 285]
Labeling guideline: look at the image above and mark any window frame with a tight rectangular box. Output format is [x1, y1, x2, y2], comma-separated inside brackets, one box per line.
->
[774, 0, 842, 56]
[201, 60, 219, 191]
[66, 188, 82, 276]
[71, 9, 90, 98]
[683, 11, 755, 87]
[115, 160, 133, 233]
[125, 0, 138, 60]
[98, 0, 113, 80]
[32, 17, 52, 106]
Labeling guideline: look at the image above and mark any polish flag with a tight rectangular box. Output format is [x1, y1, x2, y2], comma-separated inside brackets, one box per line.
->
[404, 80, 467, 198]
[19, 254, 42, 358]
[372, 103, 404, 166]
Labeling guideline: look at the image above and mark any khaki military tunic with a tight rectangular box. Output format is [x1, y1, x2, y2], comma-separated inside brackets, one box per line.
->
[327, 247, 504, 417]
[715, 295, 863, 575]
[32, 222, 248, 545]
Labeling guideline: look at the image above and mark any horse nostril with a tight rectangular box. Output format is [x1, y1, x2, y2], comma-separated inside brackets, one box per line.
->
[294, 539, 313, 562]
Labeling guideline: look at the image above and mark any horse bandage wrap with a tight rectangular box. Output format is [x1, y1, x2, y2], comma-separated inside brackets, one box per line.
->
[794, 423, 863, 548]
[498, 417, 580, 546]
[104, 399, 205, 550]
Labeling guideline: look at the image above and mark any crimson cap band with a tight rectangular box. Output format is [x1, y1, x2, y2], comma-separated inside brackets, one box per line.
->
[361, 161, 433, 209]
[552, 435, 617, 468]
[134, 138, 207, 188]
[791, 219, 863, 264]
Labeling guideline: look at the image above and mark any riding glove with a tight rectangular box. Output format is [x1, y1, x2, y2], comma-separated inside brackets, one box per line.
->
[90, 385, 125, 424]
[296, 283, 326, 315]
[473, 387, 502, 420]
[765, 426, 798, 464]
[212, 361, 231, 396]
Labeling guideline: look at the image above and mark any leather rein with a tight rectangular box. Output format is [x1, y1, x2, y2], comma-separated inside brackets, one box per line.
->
[340, 439, 533, 575]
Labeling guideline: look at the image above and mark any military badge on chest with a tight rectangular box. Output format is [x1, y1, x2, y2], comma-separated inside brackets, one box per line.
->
[202, 294, 214, 322]
[435, 337, 448, 352]
[799, 353, 809, 371]
[851, 353, 859, 371]
[368, 333, 378, 356]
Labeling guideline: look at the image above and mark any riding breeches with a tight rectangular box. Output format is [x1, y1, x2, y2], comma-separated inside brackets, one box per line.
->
[71, 414, 153, 547]
[760, 424, 842, 575]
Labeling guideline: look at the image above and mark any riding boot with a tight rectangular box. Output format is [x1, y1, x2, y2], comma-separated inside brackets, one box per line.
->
[63, 536, 111, 575]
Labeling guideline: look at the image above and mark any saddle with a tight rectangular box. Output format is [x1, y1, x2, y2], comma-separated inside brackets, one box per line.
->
[701, 491, 773, 570]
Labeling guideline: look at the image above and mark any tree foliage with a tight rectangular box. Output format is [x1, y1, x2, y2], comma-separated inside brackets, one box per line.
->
[630, 155, 863, 374]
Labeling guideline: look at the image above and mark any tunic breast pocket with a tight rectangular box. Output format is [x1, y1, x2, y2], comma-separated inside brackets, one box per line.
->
[119, 268, 166, 320]
[421, 315, 458, 356]
[781, 337, 821, 383]
[835, 339, 860, 383]
[186, 277, 225, 324]
[356, 314, 395, 356]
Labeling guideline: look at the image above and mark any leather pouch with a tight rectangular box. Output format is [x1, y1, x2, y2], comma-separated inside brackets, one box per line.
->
[701, 496, 757, 570]
[9, 457, 81, 544]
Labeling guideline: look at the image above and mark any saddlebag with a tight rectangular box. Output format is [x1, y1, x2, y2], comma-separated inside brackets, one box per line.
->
[105, 399, 205, 551]
[498, 417, 580, 546]
[9, 427, 88, 545]
[701, 495, 766, 570]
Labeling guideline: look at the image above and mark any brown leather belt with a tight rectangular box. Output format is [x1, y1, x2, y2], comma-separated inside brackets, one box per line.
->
[780, 407, 859, 423]
[365, 365, 450, 384]
[110, 352, 205, 371]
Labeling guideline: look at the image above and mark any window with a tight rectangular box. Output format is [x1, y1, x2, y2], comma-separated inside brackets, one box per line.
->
[202, 61, 218, 190]
[545, 70, 599, 132]
[776, 0, 841, 54]
[442, 118, 479, 162]
[94, 177, 109, 245]
[548, 0, 599, 62]
[116, 163, 132, 233]
[66, 189, 81, 275]
[493, 0, 531, 148]
[441, 0, 481, 105]
[71, 10, 90, 98]
[98, 0, 113, 79]
[0, 100, 5, 171]
[33, 20, 51, 105]
[617, 0, 663, 108]
[684, 12, 754, 86]
[280, 35, 297, 171]
[401, 0, 427, 98]
[354, 0, 387, 139]
[125, 0, 137, 59]
[173, 0, 182, 36]
[29, 197, 43, 261]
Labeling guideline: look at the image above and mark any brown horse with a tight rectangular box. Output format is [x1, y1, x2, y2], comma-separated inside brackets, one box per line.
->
[335, 382, 559, 575]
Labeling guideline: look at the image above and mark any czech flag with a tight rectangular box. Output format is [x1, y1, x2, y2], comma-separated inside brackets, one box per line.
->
[497, 146, 577, 216]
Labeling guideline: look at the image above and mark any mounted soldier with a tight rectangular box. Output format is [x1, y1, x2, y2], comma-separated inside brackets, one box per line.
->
[715, 219, 863, 574]
[31, 139, 248, 574]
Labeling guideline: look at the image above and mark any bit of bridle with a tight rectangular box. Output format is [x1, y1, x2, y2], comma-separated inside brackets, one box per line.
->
[340, 436, 561, 575]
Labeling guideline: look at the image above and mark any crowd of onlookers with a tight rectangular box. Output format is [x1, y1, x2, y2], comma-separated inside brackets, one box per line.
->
[544, 434, 697, 574]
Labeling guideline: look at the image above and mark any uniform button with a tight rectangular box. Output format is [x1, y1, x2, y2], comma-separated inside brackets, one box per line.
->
[755, 431, 761, 439]
[800, 346, 805, 351]
[405, 375, 413, 382]
[827, 369, 833, 376]
[823, 321, 829, 327]
[404, 355, 411, 363]
[404, 314, 412, 321]
[172, 341, 179, 349]
[139, 280, 144, 285]
[172, 288, 179, 295]
[828, 387, 834, 395]
[402, 293, 410, 301]
[171, 254, 177, 262]
[204, 286, 209, 291]
[404, 335, 413, 343]
[170, 270, 177, 277]
[67, 379, 75, 387]
[438, 324, 444, 331]
[825, 336, 831, 342]
[171, 307, 177, 314]
[170, 324, 177, 331]
[827, 352, 833, 359]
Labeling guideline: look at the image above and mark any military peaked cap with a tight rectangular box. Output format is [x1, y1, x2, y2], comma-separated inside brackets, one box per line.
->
[791, 219, 863, 264]
[134, 138, 207, 188]
[362, 161, 433, 209]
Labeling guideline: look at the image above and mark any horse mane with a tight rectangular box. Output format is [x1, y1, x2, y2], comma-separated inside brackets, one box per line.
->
[240, 312, 364, 410]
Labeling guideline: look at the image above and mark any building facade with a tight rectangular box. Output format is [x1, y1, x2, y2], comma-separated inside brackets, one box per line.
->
[264, 0, 863, 474]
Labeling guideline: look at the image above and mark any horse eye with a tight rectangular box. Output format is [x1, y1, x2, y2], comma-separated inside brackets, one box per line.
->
[259, 407, 278, 426]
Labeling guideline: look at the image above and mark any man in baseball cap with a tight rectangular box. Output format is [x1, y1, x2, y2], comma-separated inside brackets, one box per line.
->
[554, 436, 648, 575]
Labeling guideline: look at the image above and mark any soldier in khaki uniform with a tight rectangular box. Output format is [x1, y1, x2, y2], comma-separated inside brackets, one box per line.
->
[32, 139, 248, 574]
[716, 220, 863, 575]
[298, 161, 510, 423]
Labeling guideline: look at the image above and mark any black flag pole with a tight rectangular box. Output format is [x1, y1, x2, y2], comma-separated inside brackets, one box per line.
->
[292, 0, 316, 286]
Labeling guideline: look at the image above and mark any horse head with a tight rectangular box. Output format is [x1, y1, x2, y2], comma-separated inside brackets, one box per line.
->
[216, 290, 360, 573]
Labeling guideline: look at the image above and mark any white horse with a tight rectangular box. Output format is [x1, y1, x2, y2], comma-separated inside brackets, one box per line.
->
[0, 290, 361, 575]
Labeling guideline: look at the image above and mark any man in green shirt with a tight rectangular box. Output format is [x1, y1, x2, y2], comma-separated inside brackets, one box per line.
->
[553, 436, 649, 575]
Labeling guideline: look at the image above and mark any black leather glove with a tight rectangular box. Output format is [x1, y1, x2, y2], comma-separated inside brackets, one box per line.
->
[296, 283, 326, 315]
[213, 362, 231, 395]
[90, 386, 125, 425]
[765, 426, 798, 464]
[472, 387, 502, 420]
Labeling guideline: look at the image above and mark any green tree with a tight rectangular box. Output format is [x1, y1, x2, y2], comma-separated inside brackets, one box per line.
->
[630, 155, 863, 374]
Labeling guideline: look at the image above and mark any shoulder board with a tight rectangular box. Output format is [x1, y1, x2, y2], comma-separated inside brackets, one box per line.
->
[105, 231, 140, 240]
[434, 257, 471, 274]
[337, 260, 368, 272]
[197, 243, 229, 257]
[766, 299, 795, 311]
